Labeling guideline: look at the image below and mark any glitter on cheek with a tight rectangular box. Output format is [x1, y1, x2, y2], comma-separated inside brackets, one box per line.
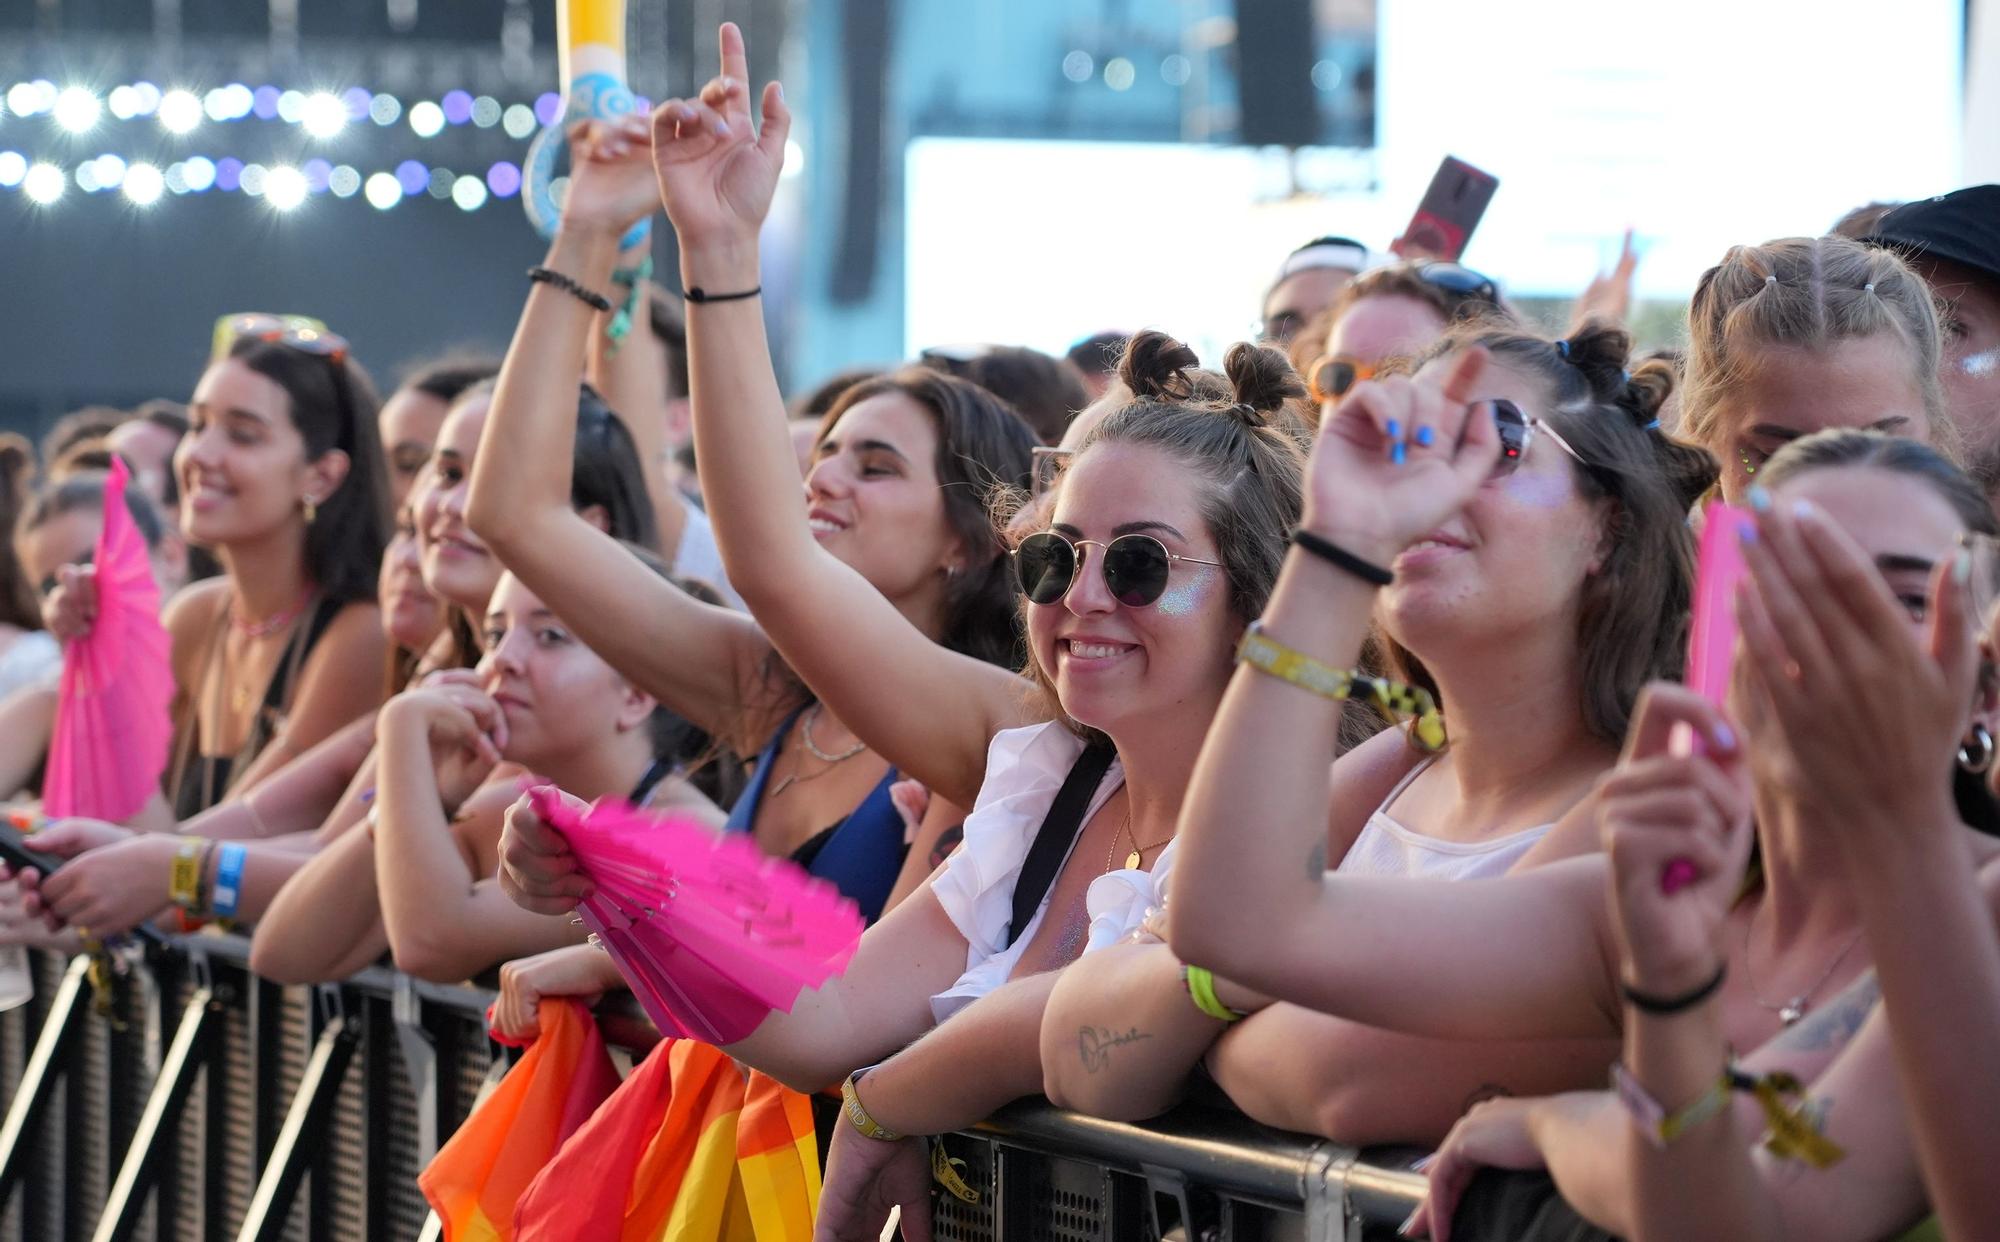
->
[1153, 568, 1214, 617]
[1961, 347, 1999, 379]
[1499, 463, 1575, 511]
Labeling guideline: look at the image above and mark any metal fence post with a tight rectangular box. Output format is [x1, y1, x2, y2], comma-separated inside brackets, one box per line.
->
[234, 985, 358, 1242]
[89, 963, 219, 1242]
[0, 954, 93, 1212]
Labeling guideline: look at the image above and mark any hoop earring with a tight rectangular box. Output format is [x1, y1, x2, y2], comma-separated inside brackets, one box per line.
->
[301, 496, 318, 525]
[1959, 723, 1994, 774]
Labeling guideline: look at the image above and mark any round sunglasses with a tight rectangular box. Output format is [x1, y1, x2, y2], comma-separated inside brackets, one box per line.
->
[1308, 355, 1376, 405]
[1013, 532, 1221, 608]
[1490, 398, 1585, 479]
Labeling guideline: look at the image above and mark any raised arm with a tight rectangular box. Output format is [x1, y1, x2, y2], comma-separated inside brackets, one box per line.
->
[587, 233, 692, 567]
[463, 120, 775, 752]
[651, 23, 1025, 807]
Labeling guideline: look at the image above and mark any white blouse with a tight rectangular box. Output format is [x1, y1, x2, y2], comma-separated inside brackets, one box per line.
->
[927, 721, 1124, 1022]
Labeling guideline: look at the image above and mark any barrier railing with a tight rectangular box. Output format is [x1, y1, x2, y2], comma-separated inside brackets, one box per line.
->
[0, 933, 1428, 1241]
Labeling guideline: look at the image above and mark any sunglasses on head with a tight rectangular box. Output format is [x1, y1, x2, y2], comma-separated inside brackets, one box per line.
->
[1414, 262, 1502, 308]
[1013, 531, 1222, 608]
[211, 313, 349, 364]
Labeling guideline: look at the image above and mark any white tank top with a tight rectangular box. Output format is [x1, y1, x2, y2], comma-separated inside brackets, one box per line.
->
[1338, 756, 1554, 880]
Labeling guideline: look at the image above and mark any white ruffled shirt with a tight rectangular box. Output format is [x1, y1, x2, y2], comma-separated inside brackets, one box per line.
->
[928, 721, 1127, 1022]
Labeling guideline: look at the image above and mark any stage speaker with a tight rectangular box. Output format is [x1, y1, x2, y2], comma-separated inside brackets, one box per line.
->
[1234, 0, 1318, 148]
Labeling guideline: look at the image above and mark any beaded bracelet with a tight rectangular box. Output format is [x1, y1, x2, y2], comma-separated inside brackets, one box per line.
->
[527, 265, 612, 313]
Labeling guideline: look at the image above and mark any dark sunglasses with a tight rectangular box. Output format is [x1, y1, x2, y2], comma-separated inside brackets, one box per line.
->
[1307, 356, 1376, 405]
[1013, 531, 1222, 608]
[1414, 262, 1502, 307]
[1490, 398, 1585, 479]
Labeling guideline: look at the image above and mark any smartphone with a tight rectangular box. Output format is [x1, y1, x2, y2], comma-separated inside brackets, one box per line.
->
[0, 816, 63, 878]
[1390, 156, 1499, 262]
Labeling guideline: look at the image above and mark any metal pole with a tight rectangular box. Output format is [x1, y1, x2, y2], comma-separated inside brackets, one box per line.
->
[0, 955, 93, 1211]
[90, 984, 218, 1242]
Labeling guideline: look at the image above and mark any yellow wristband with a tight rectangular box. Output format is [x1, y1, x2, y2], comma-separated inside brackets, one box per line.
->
[1183, 965, 1246, 1023]
[168, 837, 205, 911]
[1235, 622, 1447, 751]
[840, 1068, 902, 1142]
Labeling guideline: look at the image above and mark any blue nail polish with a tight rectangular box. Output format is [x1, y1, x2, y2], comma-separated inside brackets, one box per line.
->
[1736, 523, 1757, 545]
[1415, 425, 1436, 447]
[1386, 419, 1402, 443]
[1746, 485, 1772, 514]
[1713, 723, 1737, 751]
[1392, 441, 1407, 465]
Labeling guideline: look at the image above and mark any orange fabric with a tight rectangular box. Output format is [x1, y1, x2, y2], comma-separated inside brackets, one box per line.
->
[733, 1072, 819, 1239]
[420, 1000, 621, 1242]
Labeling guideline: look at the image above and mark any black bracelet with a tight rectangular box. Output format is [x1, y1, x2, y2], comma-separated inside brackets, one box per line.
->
[527, 266, 613, 313]
[1621, 962, 1727, 1016]
[1290, 528, 1394, 587]
[684, 284, 762, 304]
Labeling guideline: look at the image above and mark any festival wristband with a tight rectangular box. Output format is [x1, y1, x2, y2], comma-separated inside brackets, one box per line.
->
[168, 837, 205, 911]
[1183, 965, 1247, 1023]
[605, 255, 653, 352]
[1612, 1062, 1730, 1147]
[210, 843, 247, 919]
[840, 1067, 903, 1142]
[1235, 622, 1447, 751]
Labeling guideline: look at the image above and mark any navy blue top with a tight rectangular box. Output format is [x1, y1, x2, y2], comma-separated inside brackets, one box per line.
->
[723, 706, 905, 924]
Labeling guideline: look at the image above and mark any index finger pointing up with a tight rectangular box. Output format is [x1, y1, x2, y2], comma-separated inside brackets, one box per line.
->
[719, 21, 750, 92]
[1435, 343, 1491, 408]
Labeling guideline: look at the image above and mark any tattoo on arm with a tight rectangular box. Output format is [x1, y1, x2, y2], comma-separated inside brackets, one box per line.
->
[929, 825, 966, 871]
[1077, 1025, 1153, 1074]
[1306, 841, 1328, 881]
[1766, 973, 1880, 1054]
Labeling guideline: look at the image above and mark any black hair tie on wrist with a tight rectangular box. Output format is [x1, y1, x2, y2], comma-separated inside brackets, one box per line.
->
[684, 284, 762, 304]
[527, 266, 613, 313]
[1290, 528, 1394, 587]
[1621, 962, 1727, 1016]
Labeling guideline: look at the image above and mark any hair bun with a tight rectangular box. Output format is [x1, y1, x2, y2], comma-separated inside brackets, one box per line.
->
[1117, 330, 1201, 402]
[1221, 342, 1306, 423]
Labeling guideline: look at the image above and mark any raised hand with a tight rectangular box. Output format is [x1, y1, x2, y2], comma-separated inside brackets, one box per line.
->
[1736, 497, 1973, 844]
[1568, 228, 1640, 330]
[648, 22, 791, 249]
[1303, 346, 1501, 567]
[560, 114, 665, 236]
[44, 563, 98, 642]
[1597, 684, 1753, 997]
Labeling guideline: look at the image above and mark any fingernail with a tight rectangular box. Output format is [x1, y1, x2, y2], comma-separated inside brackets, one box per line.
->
[1791, 499, 1816, 521]
[1713, 722, 1737, 751]
[1399, 1210, 1419, 1237]
[774, 82, 785, 102]
[711, 117, 730, 138]
[1736, 522, 1757, 546]
[1746, 485, 1772, 514]
[1392, 441, 1407, 466]
[1956, 547, 1974, 585]
[1415, 425, 1436, 448]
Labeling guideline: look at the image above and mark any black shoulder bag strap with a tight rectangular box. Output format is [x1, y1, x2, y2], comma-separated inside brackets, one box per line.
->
[1004, 741, 1117, 949]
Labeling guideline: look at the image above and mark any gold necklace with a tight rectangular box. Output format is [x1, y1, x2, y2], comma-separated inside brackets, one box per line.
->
[1103, 799, 1174, 872]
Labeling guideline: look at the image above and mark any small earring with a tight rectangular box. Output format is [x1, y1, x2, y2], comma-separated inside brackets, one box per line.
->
[301, 496, 318, 525]
[1959, 723, 1994, 774]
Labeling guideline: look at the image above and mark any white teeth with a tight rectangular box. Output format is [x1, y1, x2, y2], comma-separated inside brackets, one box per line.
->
[808, 518, 843, 534]
[1067, 642, 1125, 659]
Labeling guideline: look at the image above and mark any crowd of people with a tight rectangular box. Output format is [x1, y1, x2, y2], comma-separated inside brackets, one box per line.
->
[2, 22, 1999, 1241]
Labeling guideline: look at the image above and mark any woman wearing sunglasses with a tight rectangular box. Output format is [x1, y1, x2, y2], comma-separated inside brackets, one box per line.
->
[1167, 412, 2000, 1219]
[45, 327, 392, 826]
[1042, 322, 1712, 1142]
[492, 27, 1312, 1238]
[466, 103, 1032, 931]
[1290, 260, 1514, 408]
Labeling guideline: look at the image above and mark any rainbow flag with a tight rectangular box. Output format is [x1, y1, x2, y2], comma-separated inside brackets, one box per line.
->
[420, 1000, 621, 1241]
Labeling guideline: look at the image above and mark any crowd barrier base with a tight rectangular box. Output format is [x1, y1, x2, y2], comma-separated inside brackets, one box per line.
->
[0, 933, 1427, 1241]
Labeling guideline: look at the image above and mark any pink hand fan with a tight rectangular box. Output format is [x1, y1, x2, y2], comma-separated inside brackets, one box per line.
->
[44, 459, 174, 822]
[1661, 502, 1753, 893]
[527, 785, 864, 1046]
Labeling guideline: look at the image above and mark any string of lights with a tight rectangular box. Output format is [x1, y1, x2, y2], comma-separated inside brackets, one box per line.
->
[0, 147, 532, 213]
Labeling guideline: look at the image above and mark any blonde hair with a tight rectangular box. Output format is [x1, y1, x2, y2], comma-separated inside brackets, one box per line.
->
[1679, 236, 1956, 461]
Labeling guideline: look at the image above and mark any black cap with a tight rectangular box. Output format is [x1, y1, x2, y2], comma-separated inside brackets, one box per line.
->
[1863, 185, 2000, 286]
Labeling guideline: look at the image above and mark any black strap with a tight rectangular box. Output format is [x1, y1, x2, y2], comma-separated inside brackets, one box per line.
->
[1004, 742, 1117, 949]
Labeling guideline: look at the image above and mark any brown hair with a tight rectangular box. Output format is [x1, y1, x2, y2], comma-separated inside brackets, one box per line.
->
[1679, 236, 1953, 462]
[0, 435, 43, 632]
[1389, 322, 1718, 746]
[1759, 429, 1997, 537]
[1022, 330, 1309, 732]
[814, 367, 1039, 670]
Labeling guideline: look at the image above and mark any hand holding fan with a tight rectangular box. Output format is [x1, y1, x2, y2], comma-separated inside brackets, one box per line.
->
[526, 785, 862, 1046]
[43, 459, 174, 822]
[1663, 502, 1753, 893]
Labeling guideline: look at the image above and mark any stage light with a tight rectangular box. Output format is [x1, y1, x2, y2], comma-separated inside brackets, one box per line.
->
[159, 89, 202, 134]
[394, 160, 428, 195]
[24, 162, 64, 204]
[276, 90, 306, 124]
[181, 156, 216, 192]
[441, 90, 473, 125]
[107, 85, 142, 120]
[451, 173, 488, 211]
[409, 101, 445, 138]
[782, 139, 805, 178]
[0, 152, 24, 187]
[265, 165, 307, 210]
[364, 171, 402, 210]
[54, 87, 103, 133]
[485, 161, 522, 198]
[329, 165, 360, 198]
[130, 83, 162, 115]
[502, 104, 536, 139]
[239, 163, 267, 197]
[7, 82, 53, 118]
[472, 96, 501, 128]
[301, 92, 346, 138]
[91, 153, 127, 188]
[370, 93, 401, 126]
[123, 162, 165, 205]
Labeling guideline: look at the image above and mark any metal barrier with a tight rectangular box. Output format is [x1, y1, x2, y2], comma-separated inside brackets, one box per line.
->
[0, 933, 1428, 1241]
